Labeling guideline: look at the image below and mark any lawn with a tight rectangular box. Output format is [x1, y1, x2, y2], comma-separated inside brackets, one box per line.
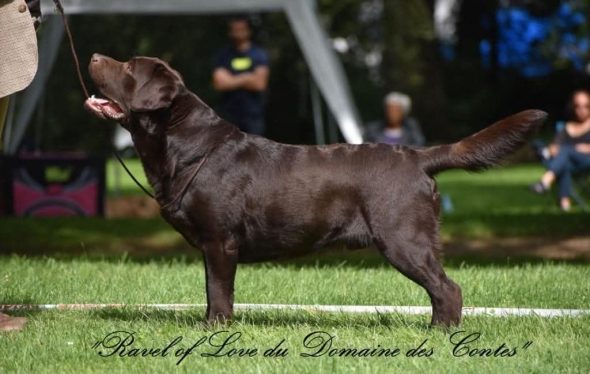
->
[1, 160, 589, 372]
[438, 164, 589, 239]
[1, 256, 589, 372]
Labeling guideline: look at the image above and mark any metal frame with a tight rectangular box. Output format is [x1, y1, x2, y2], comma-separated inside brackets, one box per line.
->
[5, 0, 364, 154]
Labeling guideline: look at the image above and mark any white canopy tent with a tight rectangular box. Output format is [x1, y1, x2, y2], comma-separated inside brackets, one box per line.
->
[3, 0, 364, 154]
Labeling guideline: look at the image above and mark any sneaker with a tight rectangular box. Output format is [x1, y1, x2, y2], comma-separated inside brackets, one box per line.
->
[529, 181, 548, 194]
[560, 200, 572, 212]
[531, 141, 549, 161]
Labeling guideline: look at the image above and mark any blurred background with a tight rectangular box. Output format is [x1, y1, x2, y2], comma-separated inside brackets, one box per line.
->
[10, 0, 590, 149]
[1, 0, 589, 259]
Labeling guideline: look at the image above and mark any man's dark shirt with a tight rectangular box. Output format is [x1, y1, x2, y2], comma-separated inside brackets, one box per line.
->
[214, 44, 269, 120]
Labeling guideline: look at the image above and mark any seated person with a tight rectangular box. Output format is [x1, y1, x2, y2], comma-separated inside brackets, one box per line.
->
[530, 89, 590, 211]
[364, 92, 425, 146]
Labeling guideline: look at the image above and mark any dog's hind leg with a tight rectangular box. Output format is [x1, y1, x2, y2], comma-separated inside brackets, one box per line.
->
[202, 238, 238, 324]
[373, 229, 462, 327]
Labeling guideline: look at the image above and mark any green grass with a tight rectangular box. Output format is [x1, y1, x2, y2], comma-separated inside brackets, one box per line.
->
[2, 256, 589, 308]
[1, 162, 589, 372]
[0, 217, 181, 256]
[1, 256, 589, 372]
[1, 310, 587, 373]
[106, 157, 150, 196]
[438, 164, 590, 239]
[1, 311, 588, 373]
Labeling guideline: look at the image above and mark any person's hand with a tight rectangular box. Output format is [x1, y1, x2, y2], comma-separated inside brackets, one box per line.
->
[240, 66, 269, 92]
[575, 143, 590, 154]
[213, 68, 247, 91]
[213, 67, 268, 92]
[548, 143, 560, 157]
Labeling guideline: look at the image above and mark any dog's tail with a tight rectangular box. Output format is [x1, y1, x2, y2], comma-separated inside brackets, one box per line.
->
[418, 109, 547, 176]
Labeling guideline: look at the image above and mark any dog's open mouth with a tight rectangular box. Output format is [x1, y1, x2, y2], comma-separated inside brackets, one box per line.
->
[84, 95, 126, 120]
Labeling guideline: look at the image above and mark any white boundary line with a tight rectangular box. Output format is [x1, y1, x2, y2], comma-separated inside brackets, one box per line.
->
[1, 303, 589, 317]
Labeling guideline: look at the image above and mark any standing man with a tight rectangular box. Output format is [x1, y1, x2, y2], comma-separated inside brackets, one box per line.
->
[0, 0, 40, 331]
[213, 16, 270, 136]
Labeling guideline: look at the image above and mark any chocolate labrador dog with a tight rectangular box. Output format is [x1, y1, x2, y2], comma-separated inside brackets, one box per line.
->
[85, 54, 546, 327]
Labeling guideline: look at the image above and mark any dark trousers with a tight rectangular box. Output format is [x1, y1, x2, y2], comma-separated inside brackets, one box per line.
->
[546, 144, 590, 198]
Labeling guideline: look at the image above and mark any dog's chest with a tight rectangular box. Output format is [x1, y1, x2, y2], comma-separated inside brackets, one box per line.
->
[159, 207, 201, 247]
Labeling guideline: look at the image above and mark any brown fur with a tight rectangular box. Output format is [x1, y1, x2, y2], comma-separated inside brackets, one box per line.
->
[87, 54, 547, 327]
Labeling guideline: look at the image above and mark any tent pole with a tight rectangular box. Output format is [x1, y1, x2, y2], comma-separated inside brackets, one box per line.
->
[284, 0, 363, 144]
[310, 75, 326, 145]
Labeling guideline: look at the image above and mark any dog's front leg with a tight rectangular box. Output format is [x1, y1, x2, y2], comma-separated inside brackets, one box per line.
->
[202, 239, 238, 324]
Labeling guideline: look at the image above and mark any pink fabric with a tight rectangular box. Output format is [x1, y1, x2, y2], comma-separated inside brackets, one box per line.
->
[13, 181, 98, 216]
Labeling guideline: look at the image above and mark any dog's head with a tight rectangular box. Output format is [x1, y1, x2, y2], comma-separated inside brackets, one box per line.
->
[85, 54, 184, 123]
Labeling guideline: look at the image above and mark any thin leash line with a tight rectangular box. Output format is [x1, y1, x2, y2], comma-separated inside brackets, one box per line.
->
[52, 0, 89, 98]
[160, 155, 209, 210]
[52, 0, 155, 200]
[53, 0, 232, 205]
[111, 151, 155, 200]
[161, 128, 236, 210]
[112, 151, 155, 199]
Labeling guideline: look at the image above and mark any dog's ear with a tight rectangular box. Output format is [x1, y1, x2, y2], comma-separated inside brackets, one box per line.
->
[130, 63, 180, 112]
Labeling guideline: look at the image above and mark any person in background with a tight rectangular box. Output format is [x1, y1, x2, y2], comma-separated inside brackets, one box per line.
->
[0, 0, 41, 332]
[530, 89, 590, 211]
[212, 16, 269, 136]
[364, 92, 425, 146]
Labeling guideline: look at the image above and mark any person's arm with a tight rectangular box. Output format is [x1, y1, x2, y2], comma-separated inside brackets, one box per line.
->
[240, 48, 269, 92]
[408, 118, 426, 147]
[212, 47, 269, 92]
[575, 143, 590, 154]
[553, 125, 567, 145]
[547, 123, 569, 156]
[212, 68, 248, 92]
[212, 66, 269, 92]
[239, 66, 269, 92]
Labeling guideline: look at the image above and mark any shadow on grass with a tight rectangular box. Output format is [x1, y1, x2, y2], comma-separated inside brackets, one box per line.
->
[1, 248, 588, 271]
[2, 212, 589, 268]
[91, 307, 432, 330]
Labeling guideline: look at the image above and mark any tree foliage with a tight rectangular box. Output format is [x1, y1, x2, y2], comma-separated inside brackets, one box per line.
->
[25, 0, 590, 153]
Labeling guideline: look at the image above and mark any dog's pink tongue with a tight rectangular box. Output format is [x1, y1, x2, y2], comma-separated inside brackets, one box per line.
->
[84, 97, 107, 119]
[84, 96, 125, 120]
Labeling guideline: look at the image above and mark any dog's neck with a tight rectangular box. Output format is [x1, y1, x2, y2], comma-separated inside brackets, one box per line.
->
[128, 90, 237, 205]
